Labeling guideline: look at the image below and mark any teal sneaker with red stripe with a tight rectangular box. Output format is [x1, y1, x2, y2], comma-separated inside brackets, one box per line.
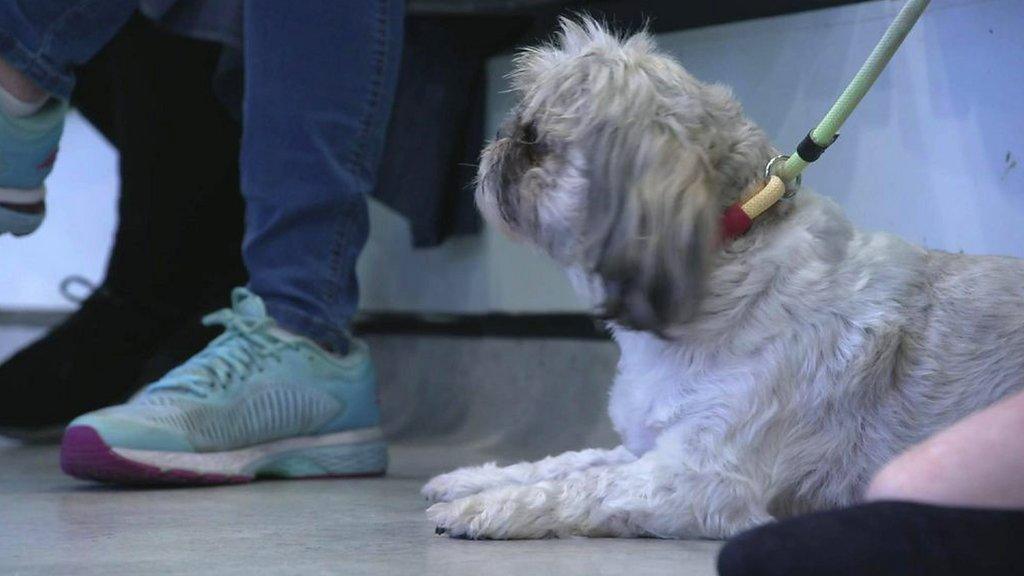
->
[0, 98, 67, 237]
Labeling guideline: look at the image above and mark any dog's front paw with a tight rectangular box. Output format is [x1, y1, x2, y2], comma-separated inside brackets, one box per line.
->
[427, 485, 561, 539]
[422, 463, 507, 503]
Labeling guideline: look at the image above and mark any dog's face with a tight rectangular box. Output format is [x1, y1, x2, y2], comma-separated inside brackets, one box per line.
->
[477, 18, 774, 333]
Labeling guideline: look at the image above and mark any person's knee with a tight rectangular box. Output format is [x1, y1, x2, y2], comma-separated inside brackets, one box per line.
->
[865, 446, 940, 502]
[864, 460, 912, 501]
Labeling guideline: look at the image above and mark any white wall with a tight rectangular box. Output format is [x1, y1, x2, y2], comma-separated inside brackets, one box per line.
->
[2, 0, 1021, 314]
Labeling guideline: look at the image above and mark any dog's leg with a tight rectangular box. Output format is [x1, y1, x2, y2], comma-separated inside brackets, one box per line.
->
[427, 450, 771, 539]
[422, 446, 636, 503]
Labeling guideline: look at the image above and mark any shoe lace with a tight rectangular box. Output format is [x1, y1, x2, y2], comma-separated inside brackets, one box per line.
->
[144, 308, 294, 398]
[59, 275, 97, 304]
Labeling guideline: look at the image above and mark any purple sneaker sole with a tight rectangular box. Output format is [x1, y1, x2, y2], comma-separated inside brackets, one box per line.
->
[60, 426, 251, 486]
[60, 426, 387, 486]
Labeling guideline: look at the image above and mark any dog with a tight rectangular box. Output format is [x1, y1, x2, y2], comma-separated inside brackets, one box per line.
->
[422, 17, 1024, 539]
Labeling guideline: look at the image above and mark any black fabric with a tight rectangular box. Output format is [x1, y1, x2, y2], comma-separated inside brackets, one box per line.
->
[0, 16, 246, 432]
[93, 19, 247, 307]
[374, 15, 536, 247]
[717, 501, 1024, 576]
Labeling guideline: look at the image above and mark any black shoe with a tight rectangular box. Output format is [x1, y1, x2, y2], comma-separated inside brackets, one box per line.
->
[0, 288, 221, 437]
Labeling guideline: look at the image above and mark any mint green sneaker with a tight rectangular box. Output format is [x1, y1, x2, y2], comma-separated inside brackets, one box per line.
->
[60, 288, 387, 485]
[0, 98, 67, 237]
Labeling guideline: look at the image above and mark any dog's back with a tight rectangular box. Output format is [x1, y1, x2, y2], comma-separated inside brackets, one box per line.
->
[905, 249, 1024, 422]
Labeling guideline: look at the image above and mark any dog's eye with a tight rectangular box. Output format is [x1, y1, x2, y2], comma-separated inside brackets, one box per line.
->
[519, 122, 544, 163]
[520, 122, 539, 144]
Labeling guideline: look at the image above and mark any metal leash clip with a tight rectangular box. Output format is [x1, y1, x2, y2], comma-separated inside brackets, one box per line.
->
[765, 155, 801, 199]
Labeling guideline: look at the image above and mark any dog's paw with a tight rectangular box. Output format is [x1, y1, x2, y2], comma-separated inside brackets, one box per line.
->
[427, 485, 561, 539]
[421, 463, 509, 503]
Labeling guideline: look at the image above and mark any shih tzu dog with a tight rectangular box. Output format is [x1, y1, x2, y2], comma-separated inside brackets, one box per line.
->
[422, 17, 1024, 539]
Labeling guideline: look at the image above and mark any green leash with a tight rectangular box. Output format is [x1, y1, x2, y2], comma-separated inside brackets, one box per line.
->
[775, 0, 931, 183]
[722, 0, 930, 240]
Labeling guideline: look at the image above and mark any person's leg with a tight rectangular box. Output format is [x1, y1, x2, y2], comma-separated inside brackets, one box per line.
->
[0, 0, 137, 98]
[0, 56, 45, 103]
[59, 0, 405, 485]
[0, 0, 137, 235]
[241, 0, 403, 353]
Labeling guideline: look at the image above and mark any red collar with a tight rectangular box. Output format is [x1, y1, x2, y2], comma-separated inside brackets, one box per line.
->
[719, 174, 790, 242]
[720, 202, 753, 242]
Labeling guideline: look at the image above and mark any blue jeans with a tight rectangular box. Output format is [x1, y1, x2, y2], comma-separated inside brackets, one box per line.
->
[0, 0, 404, 351]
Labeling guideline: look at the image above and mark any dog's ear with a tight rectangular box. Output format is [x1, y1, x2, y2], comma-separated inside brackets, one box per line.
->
[581, 123, 717, 334]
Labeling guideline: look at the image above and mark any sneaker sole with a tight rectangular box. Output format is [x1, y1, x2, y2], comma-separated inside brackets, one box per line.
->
[0, 202, 44, 236]
[60, 425, 388, 486]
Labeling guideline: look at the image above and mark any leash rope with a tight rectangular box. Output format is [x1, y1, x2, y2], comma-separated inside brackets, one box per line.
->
[722, 0, 931, 240]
